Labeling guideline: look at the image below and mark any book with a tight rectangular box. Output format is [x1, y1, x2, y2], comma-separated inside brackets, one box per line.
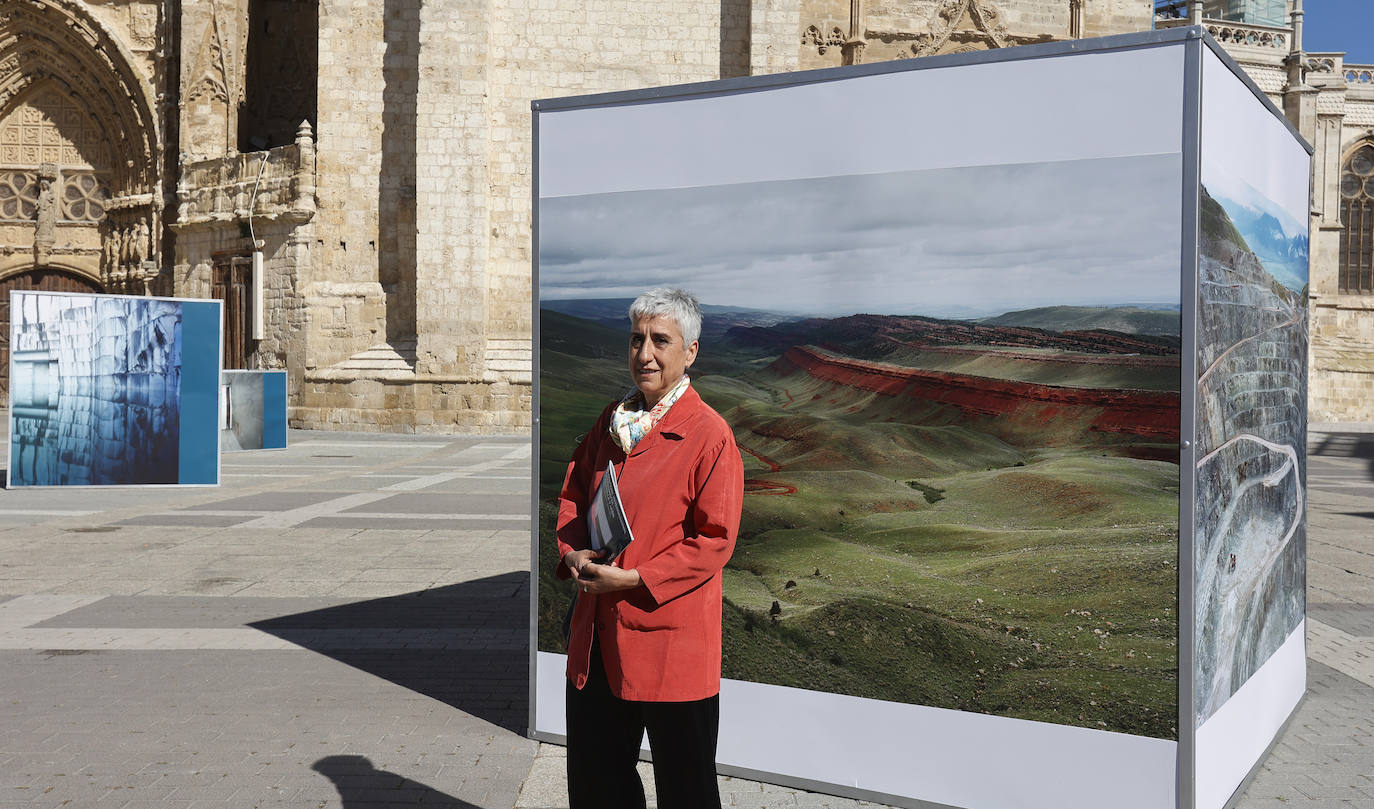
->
[562, 461, 635, 640]
[586, 460, 635, 563]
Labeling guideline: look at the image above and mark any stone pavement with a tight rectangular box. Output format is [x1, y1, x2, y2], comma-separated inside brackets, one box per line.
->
[0, 425, 1368, 809]
[1241, 424, 1374, 809]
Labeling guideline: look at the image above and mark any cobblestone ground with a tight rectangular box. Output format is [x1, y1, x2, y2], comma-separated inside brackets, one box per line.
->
[0, 427, 1369, 809]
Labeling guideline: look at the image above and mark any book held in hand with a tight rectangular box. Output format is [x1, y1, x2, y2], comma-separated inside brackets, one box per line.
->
[586, 460, 635, 563]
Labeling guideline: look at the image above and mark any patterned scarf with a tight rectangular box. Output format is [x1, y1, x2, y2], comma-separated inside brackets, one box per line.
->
[609, 375, 691, 453]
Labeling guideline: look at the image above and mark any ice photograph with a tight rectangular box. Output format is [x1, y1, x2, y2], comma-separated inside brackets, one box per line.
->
[8, 292, 184, 486]
[538, 154, 1185, 739]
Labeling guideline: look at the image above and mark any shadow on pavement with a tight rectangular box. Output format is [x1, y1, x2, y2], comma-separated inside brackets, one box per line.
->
[251, 573, 529, 733]
[1311, 432, 1374, 459]
[313, 755, 481, 808]
[1310, 431, 1374, 479]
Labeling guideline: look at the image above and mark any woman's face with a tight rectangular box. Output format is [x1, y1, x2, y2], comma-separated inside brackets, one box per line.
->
[628, 314, 698, 407]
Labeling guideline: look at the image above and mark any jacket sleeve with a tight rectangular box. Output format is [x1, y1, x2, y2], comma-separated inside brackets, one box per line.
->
[631, 429, 744, 609]
[553, 405, 614, 580]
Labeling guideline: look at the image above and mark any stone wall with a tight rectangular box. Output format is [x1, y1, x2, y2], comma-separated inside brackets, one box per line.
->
[1082, 0, 1155, 38]
[414, 0, 489, 377]
[1285, 52, 1374, 423]
[1311, 296, 1374, 420]
[794, 0, 1150, 70]
[179, 0, 244, 161]
[313, 0, 387, 359]
[18, 0, 1372, 434]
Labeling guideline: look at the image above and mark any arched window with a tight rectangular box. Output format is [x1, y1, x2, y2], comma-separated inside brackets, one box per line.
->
[1340, 143, 1374, 294]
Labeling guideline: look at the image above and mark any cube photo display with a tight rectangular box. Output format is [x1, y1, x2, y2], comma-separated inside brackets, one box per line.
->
[530, 28, 1309, 809]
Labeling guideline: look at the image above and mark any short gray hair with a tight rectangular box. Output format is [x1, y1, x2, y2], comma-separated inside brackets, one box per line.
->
[628, 288, 702, 345]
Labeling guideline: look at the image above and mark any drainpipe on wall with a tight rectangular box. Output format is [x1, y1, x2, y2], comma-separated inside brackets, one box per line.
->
[247, 154, 268, 343]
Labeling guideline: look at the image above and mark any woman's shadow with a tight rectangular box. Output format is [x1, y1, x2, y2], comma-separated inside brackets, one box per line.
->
[313, 755, 482, 808]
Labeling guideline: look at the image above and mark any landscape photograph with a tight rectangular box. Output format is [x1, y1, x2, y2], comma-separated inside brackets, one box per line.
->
[1193, 162, 1308, 725]
[537, 155, 1184, 739]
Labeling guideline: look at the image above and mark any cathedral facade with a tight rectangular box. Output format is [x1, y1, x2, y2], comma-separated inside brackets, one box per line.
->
[0, 0, 1368, 430]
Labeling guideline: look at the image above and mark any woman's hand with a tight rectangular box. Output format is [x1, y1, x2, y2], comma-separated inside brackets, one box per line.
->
[563, 549, 642, 595]
[563, 548, 604, 579]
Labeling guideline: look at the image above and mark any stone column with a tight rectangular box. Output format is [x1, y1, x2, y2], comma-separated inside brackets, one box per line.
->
[842, 0, 866, 65]
[293, 120, 316, 218]
[1282, 0, 1318, 144]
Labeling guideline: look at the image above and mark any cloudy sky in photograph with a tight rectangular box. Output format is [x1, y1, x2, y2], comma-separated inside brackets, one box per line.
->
[539, 154, 1183, 319]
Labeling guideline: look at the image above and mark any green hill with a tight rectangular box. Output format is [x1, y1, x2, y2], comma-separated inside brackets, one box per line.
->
[978, 306, 1180, 337]
[539, 309, 624, 361]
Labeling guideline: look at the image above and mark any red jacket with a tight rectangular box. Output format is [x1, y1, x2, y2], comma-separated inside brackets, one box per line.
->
[556, 385, 744, 702]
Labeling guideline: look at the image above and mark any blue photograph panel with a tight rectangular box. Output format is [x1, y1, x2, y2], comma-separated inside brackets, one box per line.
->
[178, 299, 222, 483]
[7, 291, 221, 487]
[262, 371, 288, 449]
[221, 370, 287, 451]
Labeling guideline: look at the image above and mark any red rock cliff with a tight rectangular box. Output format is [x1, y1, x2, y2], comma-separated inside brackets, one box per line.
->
[771, 346, 1180, 444]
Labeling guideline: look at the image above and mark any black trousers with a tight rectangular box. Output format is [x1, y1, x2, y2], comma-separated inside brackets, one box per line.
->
[566, 640, 722, 809]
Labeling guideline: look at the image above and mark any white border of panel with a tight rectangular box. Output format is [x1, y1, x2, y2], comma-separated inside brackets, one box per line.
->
[538, 651, 1175, 809]
[1194, 623, 1306, 809]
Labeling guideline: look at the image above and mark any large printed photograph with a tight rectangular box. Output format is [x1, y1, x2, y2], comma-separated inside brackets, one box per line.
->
[221, 370, 288, 452]
[1193, 161, 1308, 726]
[539, 154, 1183, 739]
[7, 291, 219, 486]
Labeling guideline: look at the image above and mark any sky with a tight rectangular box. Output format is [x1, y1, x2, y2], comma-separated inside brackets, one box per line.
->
[1302, 1, 1374, 65]
[539, 155, 1183, 320]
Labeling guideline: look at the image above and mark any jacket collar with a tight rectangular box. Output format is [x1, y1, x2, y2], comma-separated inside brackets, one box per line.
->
[628, 385, 704, 456]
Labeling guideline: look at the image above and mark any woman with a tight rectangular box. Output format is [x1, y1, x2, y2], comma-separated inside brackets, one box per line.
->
[555, 287, 744, 809]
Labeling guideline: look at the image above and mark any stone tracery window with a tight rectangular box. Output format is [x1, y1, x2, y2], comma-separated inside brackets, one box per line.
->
[0, 171, 39, 220]
[1339, 143, 1374, 294]
[61, 173, 109, 222]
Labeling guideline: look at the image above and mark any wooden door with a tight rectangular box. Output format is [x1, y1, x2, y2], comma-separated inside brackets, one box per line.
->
[211, 254, 252, 369]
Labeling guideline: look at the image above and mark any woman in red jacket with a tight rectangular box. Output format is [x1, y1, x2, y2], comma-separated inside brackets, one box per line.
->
[555, 287, 744, 809]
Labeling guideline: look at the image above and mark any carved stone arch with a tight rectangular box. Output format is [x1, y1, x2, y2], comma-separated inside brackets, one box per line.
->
[0, 78, 113, 171]
[1339, 136, 1374, 164]
[0, 258, 101, 287]
[0, 0, 160, 198]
